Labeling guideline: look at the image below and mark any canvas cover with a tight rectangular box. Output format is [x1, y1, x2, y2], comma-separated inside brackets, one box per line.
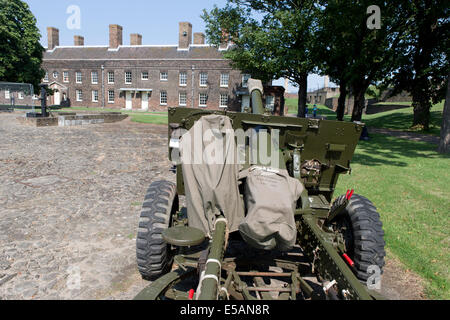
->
[239, 166, 304, 251]
[179, 115, 245, 235]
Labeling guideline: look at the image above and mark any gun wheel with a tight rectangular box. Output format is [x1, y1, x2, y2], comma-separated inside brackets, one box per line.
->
[333, 194, 386, 284]
[136, 180, 178, 281]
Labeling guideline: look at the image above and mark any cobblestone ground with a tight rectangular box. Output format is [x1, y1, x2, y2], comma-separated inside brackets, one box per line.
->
[0, 113, 425, 300]
[0, 114, 172, 300]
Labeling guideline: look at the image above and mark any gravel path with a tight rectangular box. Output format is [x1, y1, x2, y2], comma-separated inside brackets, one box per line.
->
[0, 113, 425, 300]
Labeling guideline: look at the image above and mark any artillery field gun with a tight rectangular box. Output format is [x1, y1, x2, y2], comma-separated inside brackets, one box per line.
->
[134, 79, 386, 300]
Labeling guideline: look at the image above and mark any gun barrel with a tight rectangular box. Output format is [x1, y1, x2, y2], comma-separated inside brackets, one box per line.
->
[197, 218, 227, 300]
[247, 79, 265, 115]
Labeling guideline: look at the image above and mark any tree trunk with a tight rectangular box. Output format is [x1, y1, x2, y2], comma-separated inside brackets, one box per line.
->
[336, 80, 348, 121]
[351, 84, 366, 122]
[296, 72, 308, 118]
[411, 87, 432, 130]
[410, 3, 433, 131]
[412, 100, 431, 130]
[438, 75, 450, 154]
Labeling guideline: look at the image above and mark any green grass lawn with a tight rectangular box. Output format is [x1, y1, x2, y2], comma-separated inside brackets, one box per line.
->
[129, 113, 168, 125]
[288, 97, 448, 298]
[286, 98, 337, 117]
[286, 98, 300, 114]
[286, 98, 444, 136]
[361, 102, 444, 136]
[54, 106, 168, 125]
[334, 134, 449, 299]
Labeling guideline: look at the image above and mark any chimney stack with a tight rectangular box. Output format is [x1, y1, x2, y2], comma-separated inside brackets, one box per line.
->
[109, 24, 123, 49]
[74, 35, 84, 46]
[324, 76, 329, 88]
[47, 27, 59, 50]
[178, 22, 192, 49]
[284, 78, 289, 91]
[193, 32, 205, 45]
[130, 33, 142, 46]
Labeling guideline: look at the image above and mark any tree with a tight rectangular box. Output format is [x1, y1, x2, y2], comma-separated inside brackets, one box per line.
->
[387, 0, 449, 131]
[438, 73, 450, 154]
[0, 0, 44, 93]
[202, 0, 319, 117]
[314, 1, 409, 122]
[345, 1, 406, 122]
[313, 0, 355, 121]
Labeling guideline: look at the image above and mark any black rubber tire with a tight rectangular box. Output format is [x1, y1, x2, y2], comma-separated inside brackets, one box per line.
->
[332, 194, 386, 283]
[136, 180, 178, 281]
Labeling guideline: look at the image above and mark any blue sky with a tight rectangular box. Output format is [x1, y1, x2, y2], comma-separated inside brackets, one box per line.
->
[24, 0, 334, 92]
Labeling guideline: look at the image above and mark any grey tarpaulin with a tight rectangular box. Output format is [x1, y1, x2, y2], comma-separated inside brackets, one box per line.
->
[239, 166, 304, 251]
[179, 115, 245, 235]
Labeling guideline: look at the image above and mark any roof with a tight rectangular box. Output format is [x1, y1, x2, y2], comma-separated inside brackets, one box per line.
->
[307, 86, 339, 94]
[43, 45, 230, 61]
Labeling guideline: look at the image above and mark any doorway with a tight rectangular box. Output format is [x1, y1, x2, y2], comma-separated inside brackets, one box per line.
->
[141, 92, 148, 111]
[126, 91, 132, 110]
[54, 91, 61, 106]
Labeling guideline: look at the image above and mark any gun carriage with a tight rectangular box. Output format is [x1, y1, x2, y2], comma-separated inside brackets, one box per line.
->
[134, 80, 385, 300]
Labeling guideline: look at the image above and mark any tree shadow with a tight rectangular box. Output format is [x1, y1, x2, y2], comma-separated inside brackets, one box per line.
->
[351, 133, 449, 167]
[362, 110, 443, 135]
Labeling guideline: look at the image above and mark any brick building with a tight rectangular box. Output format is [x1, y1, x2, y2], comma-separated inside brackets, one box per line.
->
[41, 22, 254, 112]
[0, 82, 37, 107]
[307, 77, 339, 105]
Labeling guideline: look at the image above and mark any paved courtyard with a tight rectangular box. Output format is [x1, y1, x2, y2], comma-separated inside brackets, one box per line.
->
[0, 113, 171, 299]
[0, 113, 425, 300]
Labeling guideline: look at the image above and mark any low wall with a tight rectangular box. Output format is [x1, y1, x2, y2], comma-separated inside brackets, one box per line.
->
[0, 105, 14, 112]
[365, 103, 411, 115]
[324, 98, 405, 115]
[16, 113, 128, 127]
[285, 93, 299, 100]
[58, 113, 128, 126]
[325, 98, 338, 111]
[16, 116, 58, 127]
[380, 89, 412, 102]
[325, 97, 354, 114]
